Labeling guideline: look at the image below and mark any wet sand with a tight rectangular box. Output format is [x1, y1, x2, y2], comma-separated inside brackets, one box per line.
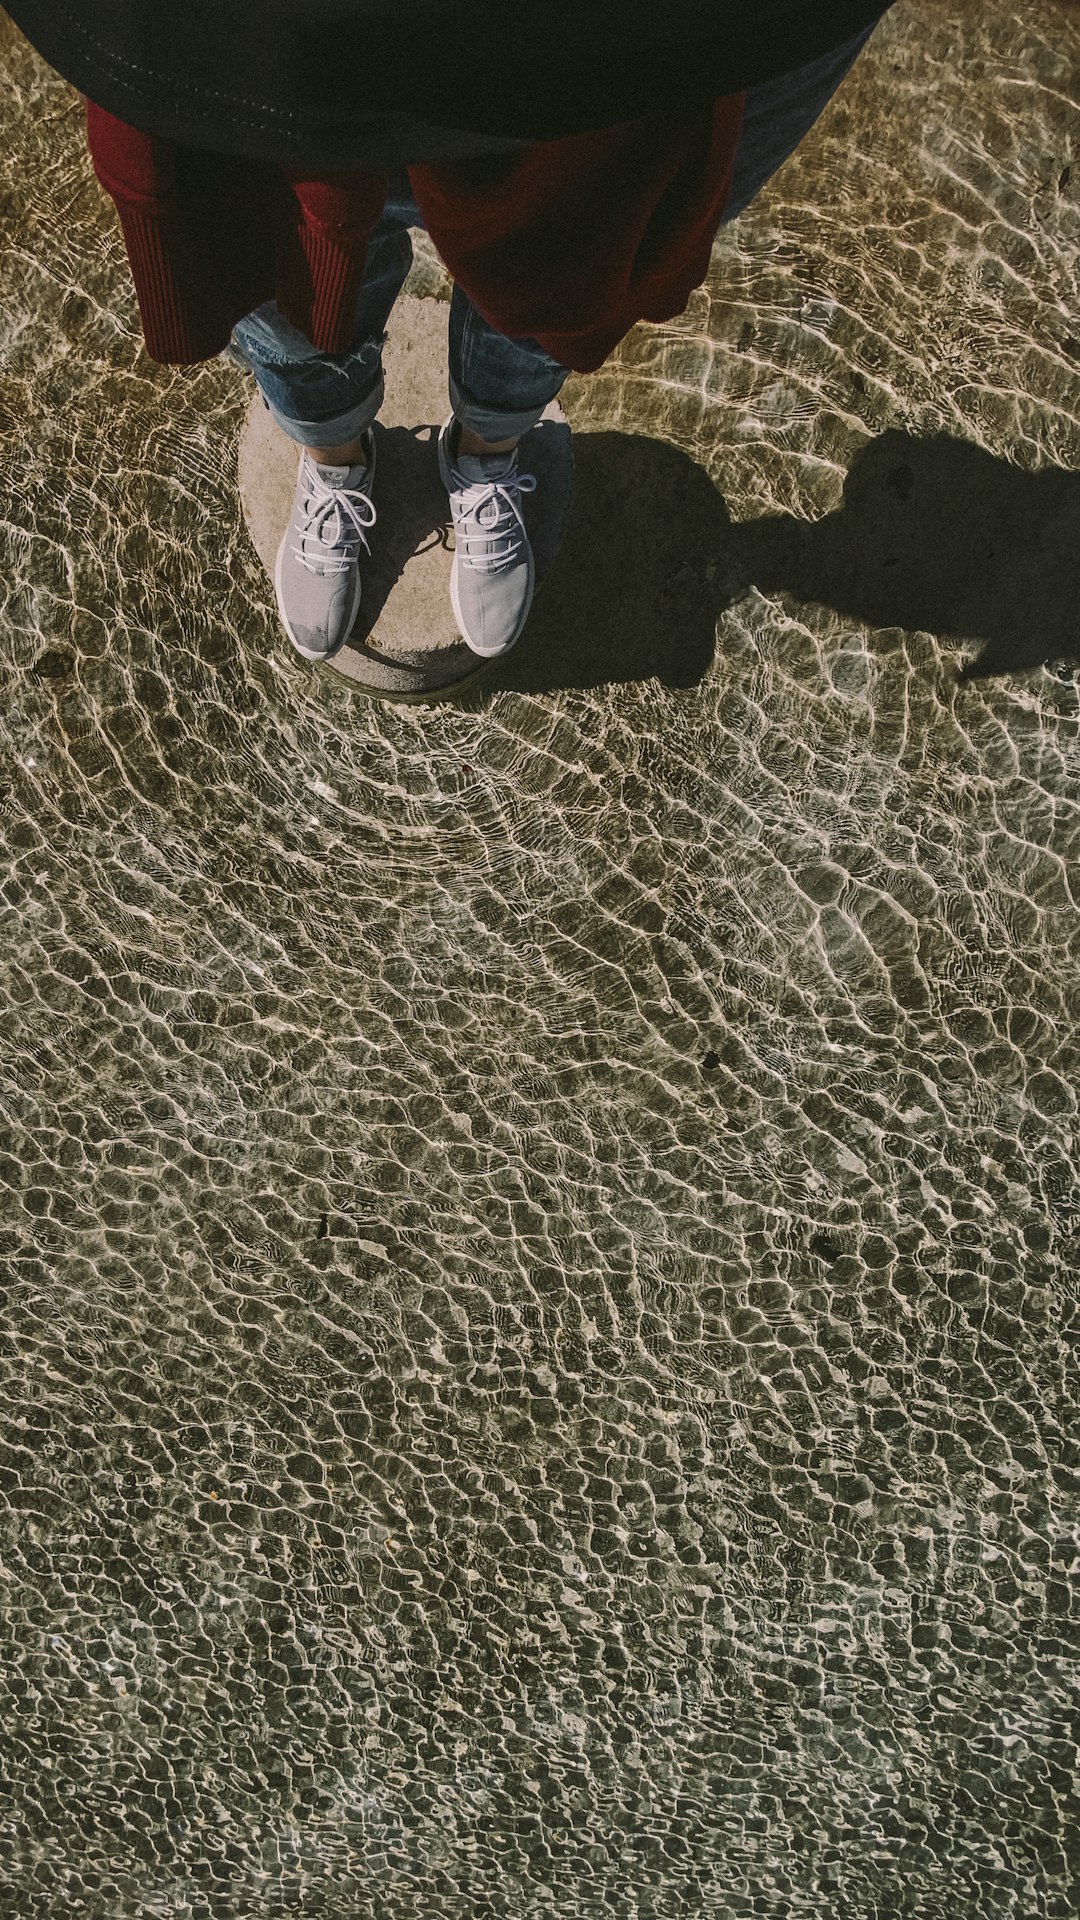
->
[1, 3, 1078, 1915]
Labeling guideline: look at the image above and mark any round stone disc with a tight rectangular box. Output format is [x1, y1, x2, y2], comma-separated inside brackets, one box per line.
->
[238, 293, 574, 700]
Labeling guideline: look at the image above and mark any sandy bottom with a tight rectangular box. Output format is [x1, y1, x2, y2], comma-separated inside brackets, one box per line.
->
[1, 3, 1078, 1916]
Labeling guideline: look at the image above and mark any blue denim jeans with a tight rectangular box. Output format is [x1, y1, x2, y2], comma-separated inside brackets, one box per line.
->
[230, 19, 882, 447]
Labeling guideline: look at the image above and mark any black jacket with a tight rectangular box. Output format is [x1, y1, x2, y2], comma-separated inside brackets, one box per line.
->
[4, 0, 891, 168]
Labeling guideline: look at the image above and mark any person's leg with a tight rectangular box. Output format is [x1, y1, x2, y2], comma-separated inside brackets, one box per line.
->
[228, 176, 416, 465]
[433, 18, 882, 445]
[446, 291, 572, 457]
[720, 19, 884, 226]
[236, 176, 424, 661]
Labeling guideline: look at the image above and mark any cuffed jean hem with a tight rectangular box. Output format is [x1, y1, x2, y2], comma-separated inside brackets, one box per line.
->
[447, 366, 567, 442]
[250, 359, 554, 448]
[236, 360, 385, 448]
[231, 343, 560, 447]
[267, 368, 385, 448]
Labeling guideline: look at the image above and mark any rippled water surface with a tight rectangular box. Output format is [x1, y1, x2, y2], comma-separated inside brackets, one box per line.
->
[2, 3, 1079, 1915]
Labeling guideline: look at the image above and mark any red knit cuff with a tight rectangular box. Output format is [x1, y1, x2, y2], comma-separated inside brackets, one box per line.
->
[111, 202, 201, 362]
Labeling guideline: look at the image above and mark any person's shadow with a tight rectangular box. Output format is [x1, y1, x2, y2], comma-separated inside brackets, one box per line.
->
[472, 427, 1080, 699]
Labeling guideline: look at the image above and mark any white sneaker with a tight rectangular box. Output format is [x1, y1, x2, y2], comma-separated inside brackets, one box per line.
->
[437, 415, 537, 657]
[274, 433, 377, 661]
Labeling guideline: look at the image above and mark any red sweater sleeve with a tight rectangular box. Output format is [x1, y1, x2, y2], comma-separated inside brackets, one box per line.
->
[83, 93, 745, 372]
[85, 100, 386, 361]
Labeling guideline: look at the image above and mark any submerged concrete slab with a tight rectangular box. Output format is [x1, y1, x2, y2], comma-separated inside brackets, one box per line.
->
[238, 293, 574, 699]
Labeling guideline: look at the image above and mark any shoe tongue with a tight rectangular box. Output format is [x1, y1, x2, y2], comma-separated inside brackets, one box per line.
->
[457, 449, 515, 483]
[312, 461, 358, 487]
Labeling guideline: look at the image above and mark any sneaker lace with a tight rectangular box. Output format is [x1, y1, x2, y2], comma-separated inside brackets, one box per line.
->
[293, 459, 377, 575]
[452, 469, 538, 575]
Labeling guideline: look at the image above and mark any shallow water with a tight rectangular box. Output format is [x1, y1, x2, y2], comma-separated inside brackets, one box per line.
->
[1, 3, 1079, 1916]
